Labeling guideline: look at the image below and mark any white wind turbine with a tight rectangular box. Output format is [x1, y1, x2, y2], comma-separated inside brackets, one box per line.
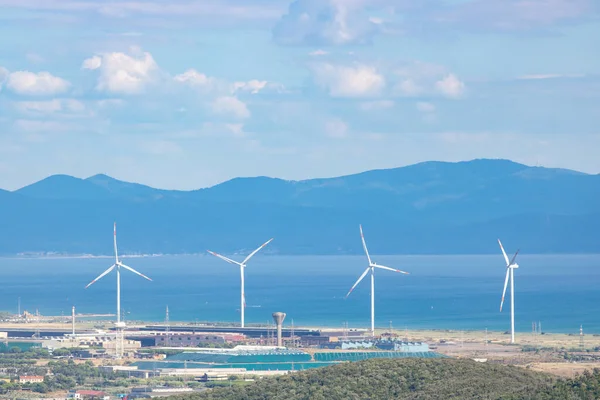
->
[207, 238, 273, 328]
[498, 239, 520, 344]
[346, 225, 409, 337]
[85, 223, 152, 330]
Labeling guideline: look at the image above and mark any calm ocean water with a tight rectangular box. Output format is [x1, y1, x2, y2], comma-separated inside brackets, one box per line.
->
[0, 254, 598, 334]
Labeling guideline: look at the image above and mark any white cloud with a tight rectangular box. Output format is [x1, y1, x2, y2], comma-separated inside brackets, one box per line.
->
[324, 118, 349, 138]
[435, 74, 465, 98]
[232, 80, 268, 94]
[225, 123, 245, 137]
[5, 71, 70, 96]
[15, 99, 85, 114]
[273, 0, 378, 46]
[173, 69, 215, 88]
[212, 96, 250, 119]
[312, 63, 385, 98]
[416, 102, 435, 113]
[394, 62, 465, 99]
[175, 70, 278, 96]
[82, 48, 159, 94]
[309, 50, 329, 56]
[397, 79, 423, 96]
[82, 55, 102, 70]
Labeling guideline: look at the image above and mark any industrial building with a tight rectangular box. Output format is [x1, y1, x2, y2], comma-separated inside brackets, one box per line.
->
[129, 344, 445, 375]
[98, 366, 158, 379]
[320, 339, 430, 352]
[133, 332, 246, 347]
[141, 325, 321, 339]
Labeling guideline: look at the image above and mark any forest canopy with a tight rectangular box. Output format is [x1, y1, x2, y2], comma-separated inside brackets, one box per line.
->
[167, 358, 600, 400]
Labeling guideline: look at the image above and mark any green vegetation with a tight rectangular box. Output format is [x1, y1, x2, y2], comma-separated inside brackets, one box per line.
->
[165, 358, 600, 400]
[0, 357, 128, 394]
[0, 349, 202, 395]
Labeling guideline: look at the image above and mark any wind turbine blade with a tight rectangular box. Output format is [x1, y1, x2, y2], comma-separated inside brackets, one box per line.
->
[509, 249, 520, 266]
[500, 267, 510, 312]
[360, 225, 372, 265]
[242, 238, 273, 265]
[373, 265, 410, 275]
[119, 263, 152, 282]
[498, 239, 510, 266]
[85, 264, 116, 289]
[345, 267, 370, 298]
[207, 250, 242, 266]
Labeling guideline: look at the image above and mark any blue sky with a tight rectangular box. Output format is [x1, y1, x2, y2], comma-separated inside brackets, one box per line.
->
[0, 0, 599, 190]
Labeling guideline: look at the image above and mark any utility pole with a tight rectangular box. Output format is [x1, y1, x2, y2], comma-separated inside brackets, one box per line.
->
[580, 325, 585, 351]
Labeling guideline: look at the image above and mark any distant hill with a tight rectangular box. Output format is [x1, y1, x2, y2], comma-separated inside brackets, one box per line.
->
[0, 159, 598, 255]
[164, 358, 600, 400]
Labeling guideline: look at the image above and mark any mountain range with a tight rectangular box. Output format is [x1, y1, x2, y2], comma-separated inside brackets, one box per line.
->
[0, 159, 598, 255]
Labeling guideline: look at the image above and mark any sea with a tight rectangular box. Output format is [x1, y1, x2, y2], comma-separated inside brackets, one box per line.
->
[0, 254, 599, 334]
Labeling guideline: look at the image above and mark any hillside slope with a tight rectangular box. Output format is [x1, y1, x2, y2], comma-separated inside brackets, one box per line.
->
[166, 358, 598, 400]
[1, 159, 598, 255]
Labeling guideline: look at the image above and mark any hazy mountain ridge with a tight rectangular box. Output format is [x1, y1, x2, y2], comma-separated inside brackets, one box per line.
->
[1, 159, 598, 255]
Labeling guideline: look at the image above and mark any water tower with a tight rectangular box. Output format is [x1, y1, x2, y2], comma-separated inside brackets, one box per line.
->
[272, 312, 286, 347]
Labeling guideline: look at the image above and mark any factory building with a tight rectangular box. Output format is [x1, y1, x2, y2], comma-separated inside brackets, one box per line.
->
[98, 366, 158, 379]
[138, 332, 246, 347]
[320, 339, 430, 352]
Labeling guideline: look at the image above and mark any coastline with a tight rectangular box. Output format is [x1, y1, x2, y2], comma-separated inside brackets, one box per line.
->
[0, 320, 597, 349]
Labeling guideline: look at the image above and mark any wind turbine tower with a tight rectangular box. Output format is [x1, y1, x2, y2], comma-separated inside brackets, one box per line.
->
[207, 238, 273, 328]
[346, 225, 410, 337]
[165, 306, 170, 347]
[85, 223, 152, 358]
[498, 239, 520, 344]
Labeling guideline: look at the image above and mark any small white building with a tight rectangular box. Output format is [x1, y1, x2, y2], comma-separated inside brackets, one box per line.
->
[67, 390, 110, 400]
